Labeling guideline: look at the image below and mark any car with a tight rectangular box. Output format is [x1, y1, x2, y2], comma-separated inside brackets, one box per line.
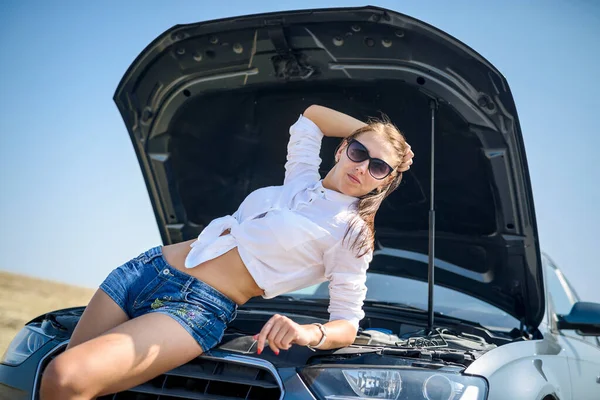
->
[2, 5, 599, 400]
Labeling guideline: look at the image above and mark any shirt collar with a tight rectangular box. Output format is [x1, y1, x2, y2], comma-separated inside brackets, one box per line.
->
[315, 180, 358, 205]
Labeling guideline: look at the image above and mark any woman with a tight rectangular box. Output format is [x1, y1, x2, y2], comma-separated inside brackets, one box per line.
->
[40, 105, 414, 400]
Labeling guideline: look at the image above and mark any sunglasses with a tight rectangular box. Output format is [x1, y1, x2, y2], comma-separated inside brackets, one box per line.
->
[346, 139, 394, 180]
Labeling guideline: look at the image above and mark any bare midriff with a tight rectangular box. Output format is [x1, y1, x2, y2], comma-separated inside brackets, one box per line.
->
[161, 233, 264, 306]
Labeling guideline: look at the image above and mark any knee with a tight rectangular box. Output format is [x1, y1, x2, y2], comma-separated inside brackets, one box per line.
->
[39, 354, 88, 400]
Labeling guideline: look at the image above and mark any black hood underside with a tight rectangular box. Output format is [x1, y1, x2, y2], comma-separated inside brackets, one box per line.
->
[114, 6, 544, 329]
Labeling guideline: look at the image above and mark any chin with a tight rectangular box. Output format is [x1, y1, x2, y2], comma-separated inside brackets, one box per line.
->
[337, 180, 357, 196]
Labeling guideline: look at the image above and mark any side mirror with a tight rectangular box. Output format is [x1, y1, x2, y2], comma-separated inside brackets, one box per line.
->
[556, 302, 600, 335]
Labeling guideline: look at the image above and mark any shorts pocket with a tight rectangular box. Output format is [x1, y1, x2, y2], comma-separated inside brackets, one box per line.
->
[184, 289, 228, 322]
[171, 303, 214, 332]
[132, 273, 168, 310]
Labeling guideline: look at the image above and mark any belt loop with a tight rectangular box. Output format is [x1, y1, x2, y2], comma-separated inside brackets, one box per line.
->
[143, 246, 161, 265]
[182, 277, 194, 293]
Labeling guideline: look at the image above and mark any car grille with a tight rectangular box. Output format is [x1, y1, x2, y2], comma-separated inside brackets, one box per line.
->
[35, 344, 283, 400]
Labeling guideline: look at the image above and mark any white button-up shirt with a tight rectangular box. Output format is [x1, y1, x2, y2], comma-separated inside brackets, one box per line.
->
[185, 114, 372, 328]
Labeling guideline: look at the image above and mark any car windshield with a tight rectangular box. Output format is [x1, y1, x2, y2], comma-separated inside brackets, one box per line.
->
[287, 272, 520, 332]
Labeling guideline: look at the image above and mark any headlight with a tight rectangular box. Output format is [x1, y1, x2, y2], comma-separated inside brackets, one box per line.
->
[1, 325, 54, 366]
[299, 366, 487, 400]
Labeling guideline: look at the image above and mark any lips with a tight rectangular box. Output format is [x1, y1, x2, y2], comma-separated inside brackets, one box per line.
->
[347, 173, 361, 184]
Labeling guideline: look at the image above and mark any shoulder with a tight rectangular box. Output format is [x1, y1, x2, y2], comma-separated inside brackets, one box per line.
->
[326, 214, 372, 262]
[338, 210, 367, 243]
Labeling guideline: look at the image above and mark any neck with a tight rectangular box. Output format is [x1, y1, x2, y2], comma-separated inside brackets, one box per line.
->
[322, 169, 339, 192]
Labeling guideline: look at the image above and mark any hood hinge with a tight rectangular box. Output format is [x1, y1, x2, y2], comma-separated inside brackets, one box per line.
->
[266, 25, 315, 80]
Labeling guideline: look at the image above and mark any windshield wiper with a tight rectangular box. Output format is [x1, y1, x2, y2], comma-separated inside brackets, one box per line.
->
[363, 300, 426, 312]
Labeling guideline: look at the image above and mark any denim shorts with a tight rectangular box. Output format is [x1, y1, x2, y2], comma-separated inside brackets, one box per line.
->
[99, 246, 237, 352]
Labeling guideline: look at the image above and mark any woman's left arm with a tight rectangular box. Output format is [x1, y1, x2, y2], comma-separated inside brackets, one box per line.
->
[254, 314, 356, 355]
[254, 238, 369, 354]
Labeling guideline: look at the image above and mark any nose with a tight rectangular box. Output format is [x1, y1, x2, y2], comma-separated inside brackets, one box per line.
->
[354, 160, 369, 175]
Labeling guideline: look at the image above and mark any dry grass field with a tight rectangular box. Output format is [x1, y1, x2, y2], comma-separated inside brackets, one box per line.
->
[0, 271, 95, 355]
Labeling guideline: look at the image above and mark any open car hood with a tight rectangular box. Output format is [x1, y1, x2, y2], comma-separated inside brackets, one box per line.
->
[114, 6, 544, 331]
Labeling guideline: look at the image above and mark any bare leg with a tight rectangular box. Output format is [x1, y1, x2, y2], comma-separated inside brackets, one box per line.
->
[66, 289, 129, 350]
[40, 312, 204, 400]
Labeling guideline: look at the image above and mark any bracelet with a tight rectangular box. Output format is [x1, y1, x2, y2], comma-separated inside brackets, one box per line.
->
[307, 323, 327, 351]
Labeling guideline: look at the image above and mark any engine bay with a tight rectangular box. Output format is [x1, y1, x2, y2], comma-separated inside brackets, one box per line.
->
[36, 302, 523, 371]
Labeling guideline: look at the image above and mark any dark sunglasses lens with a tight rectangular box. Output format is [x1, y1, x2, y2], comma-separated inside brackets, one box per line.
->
[370, 159, 392, 179]
[347, 141, 368, 162]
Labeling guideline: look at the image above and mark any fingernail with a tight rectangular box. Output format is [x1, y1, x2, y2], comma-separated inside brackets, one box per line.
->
[257, 348, 262, 355]
[275, 350, 280, 356]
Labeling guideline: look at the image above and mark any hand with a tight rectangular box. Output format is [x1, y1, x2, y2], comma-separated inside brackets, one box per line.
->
[398, 143, 414, 172]
[254, 314, 313, 355]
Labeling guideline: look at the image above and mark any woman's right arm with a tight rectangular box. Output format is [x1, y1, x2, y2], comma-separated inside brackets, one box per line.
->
[303, 104, 415, 172]
[303, 105, 366, 138]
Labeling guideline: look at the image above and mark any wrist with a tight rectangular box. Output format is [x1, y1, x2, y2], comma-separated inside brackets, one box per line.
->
[306, 324, 321, 346]
[307, 323, 327, 349]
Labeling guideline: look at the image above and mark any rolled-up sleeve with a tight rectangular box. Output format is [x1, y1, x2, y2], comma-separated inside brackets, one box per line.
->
[323, 236, 373, 329]
[284, 114, 324, 185]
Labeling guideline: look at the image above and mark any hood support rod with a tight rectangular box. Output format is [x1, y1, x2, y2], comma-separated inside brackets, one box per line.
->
[427, 99, 438, 335]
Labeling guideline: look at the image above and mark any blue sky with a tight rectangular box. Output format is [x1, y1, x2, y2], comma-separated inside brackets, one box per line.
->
[1, 0, 599, 309]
